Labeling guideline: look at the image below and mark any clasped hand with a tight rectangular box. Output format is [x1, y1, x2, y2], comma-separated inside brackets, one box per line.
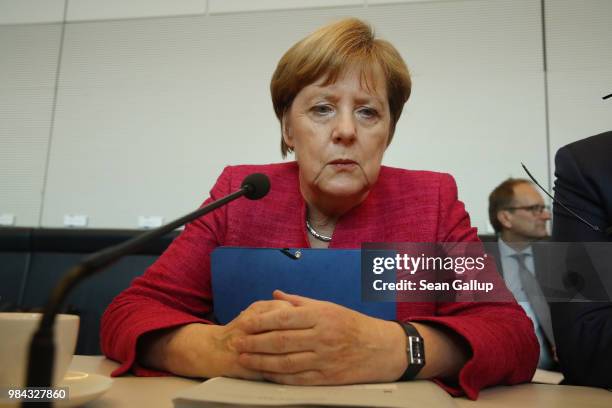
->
[221, 290, 405, 385]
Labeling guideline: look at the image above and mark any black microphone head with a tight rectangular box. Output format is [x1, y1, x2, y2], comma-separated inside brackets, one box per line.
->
[241, 173, 270, 200]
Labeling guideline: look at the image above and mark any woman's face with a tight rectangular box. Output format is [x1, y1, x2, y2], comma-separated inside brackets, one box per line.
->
[283, 67, 391, 209]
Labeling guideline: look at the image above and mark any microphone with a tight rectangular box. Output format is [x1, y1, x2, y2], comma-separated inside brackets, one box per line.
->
[521, 163, 610, 235]
[242, 173, 270, 200]
[23, 173, 270, 407]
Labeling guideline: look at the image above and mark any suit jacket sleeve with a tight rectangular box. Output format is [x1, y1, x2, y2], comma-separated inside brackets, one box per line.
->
[100, 166, 233, 377]
[551, 143, 612, 388]
[409, 173, 539, 399]
[553, 144, 610, 241]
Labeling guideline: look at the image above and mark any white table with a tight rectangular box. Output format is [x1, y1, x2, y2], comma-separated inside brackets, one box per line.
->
[69, 356, 612, 407]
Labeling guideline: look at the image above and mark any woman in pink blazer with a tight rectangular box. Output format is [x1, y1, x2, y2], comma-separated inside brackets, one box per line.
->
[101, 18, 538, 400]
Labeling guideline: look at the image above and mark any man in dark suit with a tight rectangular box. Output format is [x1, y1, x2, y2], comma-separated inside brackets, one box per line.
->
[551, 130, 612, 388]
[488, 178, 556, 369]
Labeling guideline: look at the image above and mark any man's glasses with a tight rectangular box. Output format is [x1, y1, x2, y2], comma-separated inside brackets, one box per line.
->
[504, 204, 550, 215]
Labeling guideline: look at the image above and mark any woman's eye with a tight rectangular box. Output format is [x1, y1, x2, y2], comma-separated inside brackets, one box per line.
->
[358, 107, 378, 119]
[311, 105, 333, 115]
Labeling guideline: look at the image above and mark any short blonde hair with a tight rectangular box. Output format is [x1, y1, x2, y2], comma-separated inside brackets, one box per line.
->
[271, 18, 412, 157]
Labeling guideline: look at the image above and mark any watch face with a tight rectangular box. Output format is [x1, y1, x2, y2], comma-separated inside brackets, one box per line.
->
[396, 322, 425, 381]
[408, 335, 425, 366]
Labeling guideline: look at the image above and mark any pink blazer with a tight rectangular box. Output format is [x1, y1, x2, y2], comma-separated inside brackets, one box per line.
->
[101, 162, 538, 399]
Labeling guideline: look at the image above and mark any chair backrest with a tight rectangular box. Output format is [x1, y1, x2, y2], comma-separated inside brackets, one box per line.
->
[1, 227, 495, 354]
[0, 227, 177, 355]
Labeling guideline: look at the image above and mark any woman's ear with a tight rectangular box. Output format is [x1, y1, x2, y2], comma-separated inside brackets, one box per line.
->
[281, 113, 294, 150]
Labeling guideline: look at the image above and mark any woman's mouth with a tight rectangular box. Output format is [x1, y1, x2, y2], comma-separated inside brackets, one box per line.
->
[329, 159, 358, 169]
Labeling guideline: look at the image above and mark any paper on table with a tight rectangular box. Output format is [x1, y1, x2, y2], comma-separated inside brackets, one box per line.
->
[172, 377, 457, 408]
[531, 369, 564, 385]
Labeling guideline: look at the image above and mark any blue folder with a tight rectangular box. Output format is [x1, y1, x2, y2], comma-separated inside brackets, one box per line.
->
[211, 247, 396, 324]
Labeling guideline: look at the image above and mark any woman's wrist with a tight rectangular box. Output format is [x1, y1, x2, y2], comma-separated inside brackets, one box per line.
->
[138, 322, 265, 380]
[137, 325, 177, 372]
[371, 319, 411, 382]
[394, 321, 425, 381]
[138, 323, 225, 378]
[167, 323, 219, 377]
[409, 321, 470, 380]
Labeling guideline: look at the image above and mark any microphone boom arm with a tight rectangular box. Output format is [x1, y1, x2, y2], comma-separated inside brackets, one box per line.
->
[24, 174, 268, 407]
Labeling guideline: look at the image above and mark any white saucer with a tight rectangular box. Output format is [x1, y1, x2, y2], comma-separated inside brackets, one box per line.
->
[56, 371, 113, 407]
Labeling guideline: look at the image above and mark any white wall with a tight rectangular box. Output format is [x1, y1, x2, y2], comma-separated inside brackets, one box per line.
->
[0, 0, 610, 232]
[545, 0, 612, 167]
[0, 22, 61, 226]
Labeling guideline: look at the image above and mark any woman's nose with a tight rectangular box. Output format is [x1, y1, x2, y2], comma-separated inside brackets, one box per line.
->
[332, 111, 356, 144]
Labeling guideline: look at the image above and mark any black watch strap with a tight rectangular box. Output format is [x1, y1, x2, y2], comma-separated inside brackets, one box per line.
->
[395, 321, 425, 381]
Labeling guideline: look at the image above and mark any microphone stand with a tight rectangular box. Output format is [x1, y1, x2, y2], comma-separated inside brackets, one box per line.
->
[23, 174, 269, 407]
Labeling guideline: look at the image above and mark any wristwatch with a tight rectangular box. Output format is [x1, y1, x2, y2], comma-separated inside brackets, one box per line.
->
[395, 321, 425, 381]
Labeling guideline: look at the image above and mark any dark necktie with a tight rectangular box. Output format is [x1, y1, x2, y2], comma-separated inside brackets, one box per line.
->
[511, 253, 555, 346]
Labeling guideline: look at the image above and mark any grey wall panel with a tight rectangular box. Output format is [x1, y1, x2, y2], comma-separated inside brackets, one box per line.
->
[0, 24, 62, 226]
[42, 1, 547, 232]
[42, 8, 368, 228]
[66, 0, 207, 22]
[367, 0, 546, 232]
[0, 0, 64, 25]
[6, 0, 587, 234]
[368, 0, 465, 4]
[208, 0, 364, 14]
[545, 0, 612, 159]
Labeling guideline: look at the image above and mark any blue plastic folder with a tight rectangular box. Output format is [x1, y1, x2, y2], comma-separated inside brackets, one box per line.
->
[211, 247, 396, 324]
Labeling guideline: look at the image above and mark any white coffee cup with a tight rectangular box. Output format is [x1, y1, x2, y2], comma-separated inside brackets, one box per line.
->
[0, 313, 79, 388]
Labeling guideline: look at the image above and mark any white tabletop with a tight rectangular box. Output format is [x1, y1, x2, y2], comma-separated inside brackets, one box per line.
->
[69, 356, 612, 407]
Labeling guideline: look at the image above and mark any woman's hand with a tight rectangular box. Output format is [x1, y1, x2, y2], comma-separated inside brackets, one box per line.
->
[140, 291, 469, 383]
[231, 290, 408, 385]
[138, 299, 294, 380]
[212, 299, 297, 379]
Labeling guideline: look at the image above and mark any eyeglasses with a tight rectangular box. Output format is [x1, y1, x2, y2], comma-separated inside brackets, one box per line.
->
[504, 204, 550, 215]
